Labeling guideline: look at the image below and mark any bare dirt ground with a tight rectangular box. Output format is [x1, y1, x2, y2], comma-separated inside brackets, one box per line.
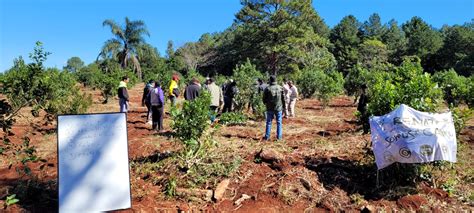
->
[0, 83, 473, 212]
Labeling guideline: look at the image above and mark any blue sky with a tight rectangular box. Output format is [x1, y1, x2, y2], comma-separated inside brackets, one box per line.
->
[1, 0, 473, 72]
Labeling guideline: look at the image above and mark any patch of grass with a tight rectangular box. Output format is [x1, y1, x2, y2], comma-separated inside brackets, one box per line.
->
[186, 156, 242, 188]
[219, 112, 248, 125]
[349, 193, 365, 205]
[278, 183, 299, 205]
[440, 178, 458, 197]
[165, 176, 177, 197]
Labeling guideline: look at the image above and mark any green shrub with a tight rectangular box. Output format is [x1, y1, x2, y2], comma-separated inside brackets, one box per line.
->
[75, 63, 102, 88]
[250, 92, 266, 120]
[183, 69, 205, 86]
[231, 59, 264, 112]
[75, 59, 138, 103]
[297, 68, 344, 107]
[219, 112, 248, 125]
[432, 69, 470, 107]
[367, 57, 443, 116]
[451, 107, 473, 135]
[344, 66, 371, 97]
[171, 91, 211, 145]
[2, 42, 91, 117]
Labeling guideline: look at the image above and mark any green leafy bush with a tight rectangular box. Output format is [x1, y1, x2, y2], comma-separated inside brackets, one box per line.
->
[367, 57, 443, 116]
[219, 112, 248, 125]
[231, 59, 264, 112]
[75, 63, 102, 88]
[171, 91, 211, 146]
[183, 69, 205, 86]
[297, 68, 344, 107]
[451, 107, 473, 135]
[75, 59, 137, 103]
[344, 66, 371, 97]
[432, 69, 471, 107]
[2, 42, 91, 117]
[250, 92, 266, 120]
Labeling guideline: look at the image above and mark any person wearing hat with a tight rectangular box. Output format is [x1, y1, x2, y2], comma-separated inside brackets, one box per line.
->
[262, 75, 285, 140]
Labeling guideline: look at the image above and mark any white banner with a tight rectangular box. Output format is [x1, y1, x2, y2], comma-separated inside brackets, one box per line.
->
[370, 104, 457, 170]
[58, 113, 131, 212]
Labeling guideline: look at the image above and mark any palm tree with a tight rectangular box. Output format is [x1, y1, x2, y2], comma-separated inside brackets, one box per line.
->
[99, 17, 150, 80]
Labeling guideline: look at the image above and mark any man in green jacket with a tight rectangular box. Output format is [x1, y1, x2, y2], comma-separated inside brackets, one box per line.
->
[263, 75, 285, 140]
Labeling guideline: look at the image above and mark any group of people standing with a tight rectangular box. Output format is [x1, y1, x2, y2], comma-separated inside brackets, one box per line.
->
[117, 73, 300, 140]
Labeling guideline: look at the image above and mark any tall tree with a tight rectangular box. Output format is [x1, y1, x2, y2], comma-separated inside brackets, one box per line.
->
[381, 19, 407, 64]
[432, 21, 474, 76]
[402, 17, 443, 60]
[234, 0, 333, 75]
[360, 13, 385, 40]
[166, 40, 175, 59]
[330, 15, 361, 75]
[63, 56, 84, 72]
[358, 39, 388, 69]
[99, 17, 150, 80]
[174, 33, 215, 74]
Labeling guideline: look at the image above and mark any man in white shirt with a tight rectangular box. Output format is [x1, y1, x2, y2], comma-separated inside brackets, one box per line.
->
[288, 81, 298, 117]
[282, 78, 290, 118]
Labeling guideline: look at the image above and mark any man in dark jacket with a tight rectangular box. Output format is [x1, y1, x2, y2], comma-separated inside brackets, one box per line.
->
[142, 79, 154, 123]
[263, 75, 285, 140]
[223, 81, 238, 113]
[184, 78, 201, 101]
[118, 76, 130, 113]
[263, 75, 284, 140]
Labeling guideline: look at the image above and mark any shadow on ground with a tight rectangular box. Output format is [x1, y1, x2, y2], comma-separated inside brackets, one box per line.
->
[305, 156, 418, 201]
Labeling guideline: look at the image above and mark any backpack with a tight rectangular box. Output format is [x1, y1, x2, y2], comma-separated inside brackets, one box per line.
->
[149, 88, 163, 107]
[172, 88, 180, 97]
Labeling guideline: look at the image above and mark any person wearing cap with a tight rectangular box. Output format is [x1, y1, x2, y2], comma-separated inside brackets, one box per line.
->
[262, 75, 285, 140]
[288, 80, 298, 117]
[169, 73, 180, 107]
[118, 76, 130, 113]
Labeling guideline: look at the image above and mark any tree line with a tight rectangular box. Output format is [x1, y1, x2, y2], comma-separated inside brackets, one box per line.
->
[1, 0, 472, 123]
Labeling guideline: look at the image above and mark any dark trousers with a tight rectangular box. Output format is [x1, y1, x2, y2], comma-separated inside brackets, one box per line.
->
[145, 102, 152, 121]
[151, 105, 163, 131]
[223, 97, 232, 113]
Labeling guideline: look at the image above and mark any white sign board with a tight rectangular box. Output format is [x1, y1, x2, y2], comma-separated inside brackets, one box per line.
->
[370, 104, 457, 170]
[58, 113, 131, 212]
